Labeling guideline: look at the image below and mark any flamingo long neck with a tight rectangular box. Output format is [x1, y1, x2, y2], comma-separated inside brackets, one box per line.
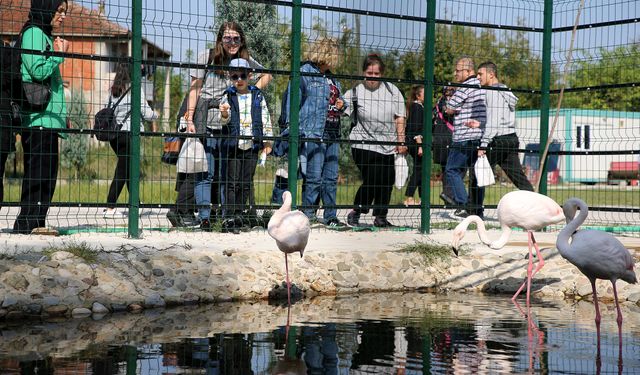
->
[490, 223, 513, 249]
[460, 216, 492, 246]
[556, 198, 588, 258]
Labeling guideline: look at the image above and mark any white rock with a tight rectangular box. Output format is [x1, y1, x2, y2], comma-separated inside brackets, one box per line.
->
[92, 302, 109, 314]
[72, 308, 92, 317]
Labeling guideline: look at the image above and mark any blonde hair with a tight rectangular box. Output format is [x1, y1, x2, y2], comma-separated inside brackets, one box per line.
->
[303, 37, 340, 68]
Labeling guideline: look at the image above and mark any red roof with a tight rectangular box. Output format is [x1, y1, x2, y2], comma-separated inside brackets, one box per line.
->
[0, 0, 129, 38]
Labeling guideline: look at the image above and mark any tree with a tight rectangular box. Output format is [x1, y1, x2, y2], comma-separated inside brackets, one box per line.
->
[564, 44, 640, 111]
[61, 91, 90, 180]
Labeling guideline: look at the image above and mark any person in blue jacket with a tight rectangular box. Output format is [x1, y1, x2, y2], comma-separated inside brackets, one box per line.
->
[281, 37, 346, 228]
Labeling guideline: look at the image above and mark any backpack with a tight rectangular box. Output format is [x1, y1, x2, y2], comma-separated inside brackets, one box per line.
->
[0, 26, 51, 119]
[93, 86, 131, 142]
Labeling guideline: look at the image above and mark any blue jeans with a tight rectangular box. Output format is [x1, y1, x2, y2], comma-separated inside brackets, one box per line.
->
[301, 141, 339, 221]
[194, 136, 222, 220]
[445, 140, 485, 214]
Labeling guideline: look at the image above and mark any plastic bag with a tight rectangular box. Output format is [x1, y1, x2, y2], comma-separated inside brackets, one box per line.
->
[474, 155, 495, 187]
[177, 138, 208, 174]
[394, 154, 409, 189]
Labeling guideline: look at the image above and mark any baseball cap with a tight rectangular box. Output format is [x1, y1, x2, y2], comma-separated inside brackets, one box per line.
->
[229, 58, 251, 69]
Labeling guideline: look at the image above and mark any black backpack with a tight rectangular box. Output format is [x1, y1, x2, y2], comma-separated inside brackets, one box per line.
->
[0, 26, 47, 119]
[93, 86, 131, 142]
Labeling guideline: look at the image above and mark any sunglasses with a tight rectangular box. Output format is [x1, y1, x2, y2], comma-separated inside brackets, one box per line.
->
[230, 73, 248, 81]
[222, 36, 242, 45]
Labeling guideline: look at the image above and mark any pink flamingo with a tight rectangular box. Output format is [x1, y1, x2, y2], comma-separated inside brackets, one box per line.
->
[451, 190, 565, 306]
[556, 198, 637, 355]
[268, 191, 310, 305]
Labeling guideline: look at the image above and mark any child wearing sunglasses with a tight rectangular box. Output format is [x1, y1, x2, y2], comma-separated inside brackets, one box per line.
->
[218, 58, 273, 233]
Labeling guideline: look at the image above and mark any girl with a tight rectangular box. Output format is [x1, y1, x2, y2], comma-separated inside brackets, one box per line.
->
[184, 21, 271, 231]
[103, 63, 158, 217]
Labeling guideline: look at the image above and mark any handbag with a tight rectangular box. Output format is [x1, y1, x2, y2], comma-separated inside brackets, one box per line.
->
[394, 153, 409, 189]
[474, 155, 496, 187]
[177, 137, 208, 173]
[22, 81, 51, 112]
[161, 136, 182, 165]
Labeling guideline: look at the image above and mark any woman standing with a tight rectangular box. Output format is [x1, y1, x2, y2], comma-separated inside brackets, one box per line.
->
[184, 21, 271, 231]
[103, 63, 158, 217]
[403, 85, 424, 206]
[343, 54, 407, 228]
[13, 0, 69, 234]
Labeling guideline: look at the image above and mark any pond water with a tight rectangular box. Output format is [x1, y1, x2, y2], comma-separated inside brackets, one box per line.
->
[1, 292, 639, 374]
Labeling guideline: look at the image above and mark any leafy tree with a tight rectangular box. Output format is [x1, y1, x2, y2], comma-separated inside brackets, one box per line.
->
[61, 91, 90, 180]
[564, 44, 640, 111]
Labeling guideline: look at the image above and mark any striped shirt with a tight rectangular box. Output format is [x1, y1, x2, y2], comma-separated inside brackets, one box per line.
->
[446, 76, 486, 142]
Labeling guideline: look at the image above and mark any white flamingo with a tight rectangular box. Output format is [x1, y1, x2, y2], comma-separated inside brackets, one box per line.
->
[556, 197, 637, 352]
[451, 190, 565, 306]
[268, 191, 310, 305]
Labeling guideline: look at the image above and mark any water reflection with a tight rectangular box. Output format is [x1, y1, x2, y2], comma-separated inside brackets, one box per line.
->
[1, 292, 639, 374]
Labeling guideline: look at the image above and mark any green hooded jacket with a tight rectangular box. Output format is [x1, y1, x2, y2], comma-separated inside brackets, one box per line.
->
[20, 1, 67, 131]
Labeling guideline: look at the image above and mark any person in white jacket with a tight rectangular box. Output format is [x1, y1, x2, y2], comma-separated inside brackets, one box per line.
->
[103, 63, 158, 218]
[466, 61, 533, 192]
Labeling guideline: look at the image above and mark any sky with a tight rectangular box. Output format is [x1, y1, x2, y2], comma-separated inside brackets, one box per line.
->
[96, 0, 638, 68]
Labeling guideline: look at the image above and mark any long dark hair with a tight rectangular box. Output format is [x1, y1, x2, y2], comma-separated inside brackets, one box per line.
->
[111, 63, 131, 98]
[406, 85, 424, 114]
[212, 21, 250, 75]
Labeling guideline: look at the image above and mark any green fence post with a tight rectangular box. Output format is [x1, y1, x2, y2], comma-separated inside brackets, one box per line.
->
[288, 0, 302, 208]
[539, 0, 553, 195]
[421, 0, 437, 233]
[128, 0, 142, 237]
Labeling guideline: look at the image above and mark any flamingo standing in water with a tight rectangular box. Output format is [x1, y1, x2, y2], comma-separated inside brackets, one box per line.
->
[268, 191, 310, 305]
[556, 198, 637, 352]
[451, 190, 565, 306]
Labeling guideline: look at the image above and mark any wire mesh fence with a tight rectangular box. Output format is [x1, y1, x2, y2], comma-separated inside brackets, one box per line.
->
[0, 0, 638, 237]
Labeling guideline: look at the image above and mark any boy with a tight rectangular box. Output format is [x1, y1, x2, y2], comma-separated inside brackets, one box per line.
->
[219, 58, 273, 233]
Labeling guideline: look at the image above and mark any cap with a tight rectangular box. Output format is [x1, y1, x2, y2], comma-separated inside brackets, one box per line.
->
[229, 58, 251, 70]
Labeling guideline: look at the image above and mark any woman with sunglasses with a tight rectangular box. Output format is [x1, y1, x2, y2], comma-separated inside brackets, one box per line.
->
[12, 0, 69, 234]
[183, 21, 272, 231]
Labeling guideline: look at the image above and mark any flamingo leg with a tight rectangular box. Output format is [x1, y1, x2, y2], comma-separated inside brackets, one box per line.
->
[590, 278, 602, 357]
[285, 253, 291, 306]
[512, 231, 535, 307]
[611, 280, 623, 355]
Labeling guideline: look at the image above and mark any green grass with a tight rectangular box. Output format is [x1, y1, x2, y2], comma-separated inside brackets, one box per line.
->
[2, 177, 638, 209]
[42, 241, 99, 263]
[399, 240, 462, 265]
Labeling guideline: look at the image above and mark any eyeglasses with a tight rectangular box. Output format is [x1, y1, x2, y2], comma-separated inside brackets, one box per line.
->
[222, 36, 242, 45]
[230, 73, 248, 81]
[56, 9, 67, 15]
[455, 68, 468, 73]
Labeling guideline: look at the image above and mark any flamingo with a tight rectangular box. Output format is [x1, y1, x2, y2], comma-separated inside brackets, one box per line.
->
[451, 190, 565, 306]
[556, 197, 637, 353]
[268, 191, 310, 305]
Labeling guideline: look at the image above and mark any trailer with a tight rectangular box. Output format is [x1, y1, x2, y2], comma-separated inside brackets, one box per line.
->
[515, 109, 640, 184]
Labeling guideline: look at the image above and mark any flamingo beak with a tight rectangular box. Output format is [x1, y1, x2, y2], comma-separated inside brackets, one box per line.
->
[299, 249, 304, 258]
[452, 246, 459, 257]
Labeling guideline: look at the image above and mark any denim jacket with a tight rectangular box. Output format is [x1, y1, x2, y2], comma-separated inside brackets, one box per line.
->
[281, 61, 347, 139]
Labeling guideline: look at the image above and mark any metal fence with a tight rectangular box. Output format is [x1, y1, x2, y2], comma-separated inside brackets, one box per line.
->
[0, 0, 638, 237]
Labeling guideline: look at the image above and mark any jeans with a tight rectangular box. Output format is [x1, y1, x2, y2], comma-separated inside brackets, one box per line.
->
[445, 140, 485, 215]
[225, 147, 258, 217]
[194, 135, 222, 220]
[301, 141, 339, 221]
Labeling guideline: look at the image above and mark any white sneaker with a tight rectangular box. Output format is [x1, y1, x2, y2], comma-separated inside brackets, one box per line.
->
[103, 209, 127, 219]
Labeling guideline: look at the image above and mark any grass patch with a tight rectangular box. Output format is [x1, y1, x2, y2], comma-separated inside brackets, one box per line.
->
[399, 240, 462, 265]
[42, 241, 99, 264]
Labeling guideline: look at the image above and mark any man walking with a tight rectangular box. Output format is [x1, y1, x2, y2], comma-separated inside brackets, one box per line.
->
[444, 57, 487, 219]
[468, 61, 534, 193]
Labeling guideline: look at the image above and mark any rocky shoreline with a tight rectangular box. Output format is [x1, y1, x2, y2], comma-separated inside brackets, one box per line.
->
[0, 230, 639, 320]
